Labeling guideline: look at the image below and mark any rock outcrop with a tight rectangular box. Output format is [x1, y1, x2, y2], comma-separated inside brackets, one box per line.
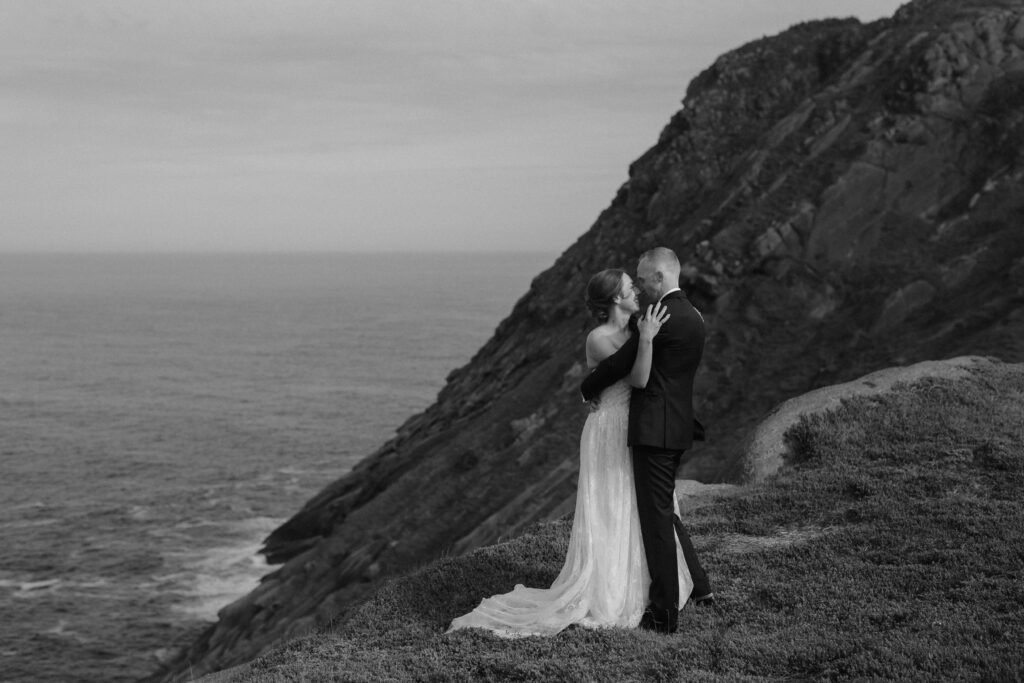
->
[739, 355, 995, 482]
[149, 1, 1024, 679]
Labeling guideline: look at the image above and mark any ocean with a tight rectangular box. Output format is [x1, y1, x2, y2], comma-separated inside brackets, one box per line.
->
[0, 251, 555, 682]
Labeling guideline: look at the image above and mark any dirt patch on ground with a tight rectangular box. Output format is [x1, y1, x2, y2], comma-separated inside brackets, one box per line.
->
[675, 479, 741, 514]
[716, 526, 835, 555]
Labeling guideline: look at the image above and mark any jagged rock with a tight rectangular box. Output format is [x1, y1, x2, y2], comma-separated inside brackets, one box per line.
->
[1011, 256, 1024, 293]
[809, 161, 888, 262]
[148, 3, 1024, 680]
[873, 280, 938, 332]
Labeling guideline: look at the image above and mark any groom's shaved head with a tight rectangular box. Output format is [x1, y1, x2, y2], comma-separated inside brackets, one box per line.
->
[639, 247, 680, 278]
[636, 247, 680, 299]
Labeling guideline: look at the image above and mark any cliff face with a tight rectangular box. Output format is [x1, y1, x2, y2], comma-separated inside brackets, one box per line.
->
[151, 1, 1024, 679]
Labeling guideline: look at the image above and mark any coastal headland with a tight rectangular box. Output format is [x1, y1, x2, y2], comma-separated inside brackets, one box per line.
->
[149, 1, 1024, 679]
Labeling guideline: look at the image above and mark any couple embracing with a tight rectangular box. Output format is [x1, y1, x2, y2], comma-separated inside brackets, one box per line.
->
[449, 246, 713, 637]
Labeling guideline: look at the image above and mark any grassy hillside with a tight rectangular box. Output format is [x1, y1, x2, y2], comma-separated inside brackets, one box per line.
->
[211, 362, 1023, 682]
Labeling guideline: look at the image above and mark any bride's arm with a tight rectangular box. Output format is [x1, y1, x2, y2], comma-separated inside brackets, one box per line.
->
[627, 303, 669, 388]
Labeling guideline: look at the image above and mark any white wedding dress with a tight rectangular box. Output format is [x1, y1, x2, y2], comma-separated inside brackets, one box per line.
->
[448, 380, 692, 637]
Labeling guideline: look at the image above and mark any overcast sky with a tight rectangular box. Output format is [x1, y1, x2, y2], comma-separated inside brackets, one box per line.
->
[1, 1, 906, 253]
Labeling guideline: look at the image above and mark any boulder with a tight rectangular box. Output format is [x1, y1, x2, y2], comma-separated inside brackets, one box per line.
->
[739, 356, 994, 483]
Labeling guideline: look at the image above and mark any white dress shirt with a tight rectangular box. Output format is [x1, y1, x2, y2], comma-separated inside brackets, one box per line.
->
[658, 287, 681, 303]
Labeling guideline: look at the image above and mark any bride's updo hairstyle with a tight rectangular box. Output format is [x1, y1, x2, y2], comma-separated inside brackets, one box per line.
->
[585, 268, 625, 322]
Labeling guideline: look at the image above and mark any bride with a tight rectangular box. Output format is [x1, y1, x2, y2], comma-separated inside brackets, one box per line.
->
[447, 268, 693, 637]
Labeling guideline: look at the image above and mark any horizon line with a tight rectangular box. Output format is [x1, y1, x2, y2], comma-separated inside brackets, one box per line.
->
[0, 248, 562, 257]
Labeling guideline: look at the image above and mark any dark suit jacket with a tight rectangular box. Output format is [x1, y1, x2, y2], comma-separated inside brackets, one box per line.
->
[581, 290, 705, 450]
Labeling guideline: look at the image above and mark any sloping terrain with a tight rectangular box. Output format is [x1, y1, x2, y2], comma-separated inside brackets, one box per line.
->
[209, 359, 1024, 682]
[150, 1, 1024, 679]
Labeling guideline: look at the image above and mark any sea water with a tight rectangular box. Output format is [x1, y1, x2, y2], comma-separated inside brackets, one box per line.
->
[0, 251, 554, 682]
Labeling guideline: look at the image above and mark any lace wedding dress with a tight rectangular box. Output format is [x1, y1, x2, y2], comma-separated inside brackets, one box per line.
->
[448, 380, 692, 637]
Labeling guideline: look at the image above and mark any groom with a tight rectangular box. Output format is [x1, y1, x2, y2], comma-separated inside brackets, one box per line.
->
[581, 246, 713, 634]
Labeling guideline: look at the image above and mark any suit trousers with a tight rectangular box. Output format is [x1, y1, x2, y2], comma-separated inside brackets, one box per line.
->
[632, 445, 711, 610]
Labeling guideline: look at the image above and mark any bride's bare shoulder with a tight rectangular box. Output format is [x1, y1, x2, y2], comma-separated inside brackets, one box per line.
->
[585, 325, 618, 367]
[585, 325, 610, 348]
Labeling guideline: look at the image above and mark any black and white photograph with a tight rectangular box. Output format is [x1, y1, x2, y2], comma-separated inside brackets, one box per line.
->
[2, 1, 1022, 681]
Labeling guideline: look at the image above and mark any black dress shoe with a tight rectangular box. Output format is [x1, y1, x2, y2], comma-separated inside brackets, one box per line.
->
[639, 606, 678, 634]
[638, 609, 658, 631]
[691, 592, 716, 608]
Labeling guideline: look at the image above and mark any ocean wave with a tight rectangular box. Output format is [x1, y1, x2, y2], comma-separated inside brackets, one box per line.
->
[167, 517, 282, 621]
[0, 518, 61, 530]
[5, 578, 62, 598]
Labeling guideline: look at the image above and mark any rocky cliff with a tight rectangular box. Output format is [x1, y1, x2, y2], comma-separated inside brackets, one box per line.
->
[149, 1, 1024, 679]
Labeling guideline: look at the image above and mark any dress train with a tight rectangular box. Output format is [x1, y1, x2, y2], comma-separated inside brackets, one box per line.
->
[447, 381, 692, 637]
